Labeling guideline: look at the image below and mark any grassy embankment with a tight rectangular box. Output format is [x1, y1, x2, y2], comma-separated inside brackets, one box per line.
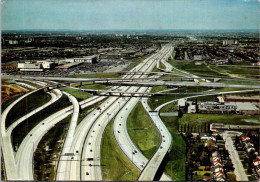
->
[148, 86, 210, 110]
[101, 121, 140, 181]
[179, 114, 260, 126]
[1, 93, 26, 112]
[127, 102, 161, 159]
[168, 61, 224, 77]
[34, 115, 71, 181]
[208, 65, 260, 79]
[59, 87, 91, 101]
[33, 98, 105, 180]
[12, 95, 71, 150]
[19, 81, 42, 88]
[160, 116, 186, 180]
[5, 90, 51, 128]
[72, 82, 108, 90]
[159, 61, 166, 69]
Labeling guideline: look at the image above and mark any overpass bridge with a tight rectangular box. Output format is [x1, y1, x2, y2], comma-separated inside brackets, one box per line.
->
[69, 87, 260, 98]
[95, 80, 260, 89]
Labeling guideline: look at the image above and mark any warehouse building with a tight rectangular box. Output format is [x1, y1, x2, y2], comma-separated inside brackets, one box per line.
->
[74, 55, 97, 63]
[18, 61, 55, 71]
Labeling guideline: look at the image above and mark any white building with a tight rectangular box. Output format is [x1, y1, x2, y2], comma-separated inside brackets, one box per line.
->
[74, 55, 97, 63]
[18, 61, 55, 71]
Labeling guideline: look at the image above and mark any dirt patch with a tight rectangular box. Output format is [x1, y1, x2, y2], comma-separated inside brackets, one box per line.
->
[1, 84, 29, 104]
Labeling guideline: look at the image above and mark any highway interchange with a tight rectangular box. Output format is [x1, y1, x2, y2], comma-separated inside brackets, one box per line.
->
[1, 44, 259, 181]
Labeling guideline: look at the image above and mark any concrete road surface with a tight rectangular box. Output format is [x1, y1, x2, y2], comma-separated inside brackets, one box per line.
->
[56, 92, 80, 180]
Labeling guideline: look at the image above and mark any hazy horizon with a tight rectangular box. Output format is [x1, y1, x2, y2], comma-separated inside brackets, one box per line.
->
[2, 0, 259, 31]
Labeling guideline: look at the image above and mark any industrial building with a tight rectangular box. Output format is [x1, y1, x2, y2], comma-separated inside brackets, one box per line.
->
[74, 55, 97, 63]
[18, 61, 55, 72]
[198, 102, 237, 114]
[222, 95, 260, 103]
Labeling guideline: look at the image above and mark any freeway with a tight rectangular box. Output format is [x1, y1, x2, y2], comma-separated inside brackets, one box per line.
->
[138, 98, 172, 181]
[61, 47, 172, 180]
[60, 45, 173, 181]
[56, 92, 80, 180]
[95, 80, 260, 89]
[80, 45, 173, 181]
[1, 85, 53, 180]
[15, 94, 106, 180]
[113, 86, 172, 181]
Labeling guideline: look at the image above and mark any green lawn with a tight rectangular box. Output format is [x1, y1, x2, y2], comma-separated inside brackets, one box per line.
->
[148, 94, 194, 110]
[5, 90, 51, 128]
[151, 85, 168, 93]
[209, 65, 260, 79]
[12, 95, 71, 150]
[72, 82, 108, 90]
[34, 115, 71, 181]
[179, 113, 260, 126]
[160, 101, 178, 113]
[219, 79, 260, 85]
[159, 61, 166, 69]
[101, 120, 140, 181]
[160, 116, 186, 180]
[127, 102, 161, 159]
[20, 81, 42, 88]
[212, 87, 256, 92]
[60, 87, 91, 101]
[168, 61, 223, 77]
[166, 86, 210, 93]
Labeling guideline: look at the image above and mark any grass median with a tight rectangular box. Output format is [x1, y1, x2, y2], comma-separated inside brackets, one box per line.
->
[101, 120, 140, 181]
[12, 95, 71, 150]
[72, 82, 108, 90]
[34, 115, 71, 181]
[127, 102, 161, 159]
[160, 116, 186, 180]
[60, 87, 91, 101]
[5, 89, 51, 128]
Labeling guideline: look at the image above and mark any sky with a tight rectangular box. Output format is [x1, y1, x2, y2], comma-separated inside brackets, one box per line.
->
[1, 0, 259, 31]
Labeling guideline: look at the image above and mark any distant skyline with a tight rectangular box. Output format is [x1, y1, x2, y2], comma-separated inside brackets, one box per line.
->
[1, 0, 259, 31]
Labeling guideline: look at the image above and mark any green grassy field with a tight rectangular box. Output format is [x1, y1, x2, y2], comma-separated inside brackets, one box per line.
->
[60, 87, 91, 101]
[72, 82, 108, 90]
[148, 94, 194, 110]
[166, 86, 210, 93]
[12, 95, 71, 150]
[5, 90, 51, 128]
[179, 113, 260, 126]
[34, 115, 71, 181]
[160, 116, 186, 180]
[160, 101, 178, 113]
[127, 102, 161, 159]
[101, 120, 140, 181]
[219, 79, 260, 85]
[20, 81, 42, 88]
[159, 61, 166, 69]
[169, 61, 224, 77]
[209, 65, 260, 79]
[151, 85, 168, 93]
